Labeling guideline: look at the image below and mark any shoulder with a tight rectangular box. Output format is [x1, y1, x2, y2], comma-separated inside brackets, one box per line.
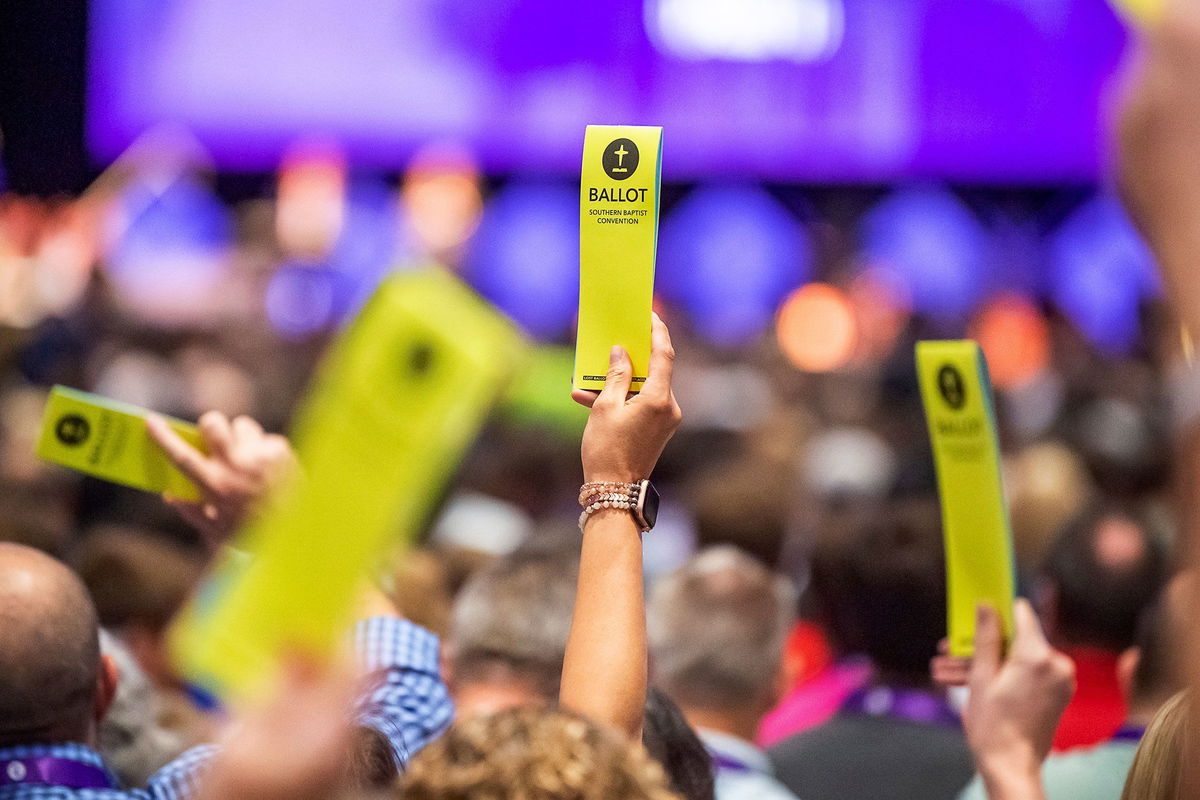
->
[715, 770, 801, 800]
[1041, 743, 1139, 797]
[144, 745, 218, 800]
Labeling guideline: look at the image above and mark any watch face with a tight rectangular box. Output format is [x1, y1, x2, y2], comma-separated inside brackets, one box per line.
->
[638, 481, 660, 531]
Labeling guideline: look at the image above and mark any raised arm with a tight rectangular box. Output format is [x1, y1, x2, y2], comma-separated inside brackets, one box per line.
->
[560, 313, 682, 737]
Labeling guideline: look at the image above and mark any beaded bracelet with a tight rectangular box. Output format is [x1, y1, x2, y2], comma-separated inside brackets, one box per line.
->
[577, 481, 641, 530]
[577, 481, 641, 506]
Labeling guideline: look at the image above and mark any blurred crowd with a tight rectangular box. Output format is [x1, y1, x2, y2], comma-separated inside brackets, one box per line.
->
[5, 4, 1200, 800]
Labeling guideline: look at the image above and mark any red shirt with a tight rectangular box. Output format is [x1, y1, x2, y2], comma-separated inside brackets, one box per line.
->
[1052, 647, 1126, 751]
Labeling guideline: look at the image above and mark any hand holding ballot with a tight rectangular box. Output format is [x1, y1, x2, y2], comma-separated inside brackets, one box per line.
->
[572, 312, 682, 483]
[147, 411, 298, 552]
[963, 600, 1075, 800]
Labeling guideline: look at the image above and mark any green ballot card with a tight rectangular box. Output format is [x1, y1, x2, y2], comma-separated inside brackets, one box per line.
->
[36, 386, 204, 501]
[574, 124, 662, 392]
[172, 267, 527, 698]
[916, 341, 1016, 657]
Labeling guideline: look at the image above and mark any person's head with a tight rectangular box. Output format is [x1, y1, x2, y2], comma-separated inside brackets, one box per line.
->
[647, 546, 796, 722]
[0, 542, 117, 747]
[1040, 506, 1168, 652]
[642, 687, 715, 800]
[399, 706, 680, 800]
[815, 499, 946, 685]
[1118, 572, 1193, 719]
[96, 630, 188, 786]
[1120, 691, 1191, 800]
[445, 542, 579, 716]
[75, 526, 204, 685]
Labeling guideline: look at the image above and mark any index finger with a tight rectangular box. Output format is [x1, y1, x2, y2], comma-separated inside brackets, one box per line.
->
[639, 312, 676, 402]
[147, 414, 221, 491]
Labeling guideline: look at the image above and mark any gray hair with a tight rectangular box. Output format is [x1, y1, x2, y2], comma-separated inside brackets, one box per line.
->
[98, 630, 189, 787]
[449, 543, 579, 698]
[648, 546, 797, 710]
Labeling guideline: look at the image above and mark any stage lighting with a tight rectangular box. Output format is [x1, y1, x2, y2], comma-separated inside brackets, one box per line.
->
[465, 181, 578, 341]
[776, 283, 857, 372]
[105, 176, 232, 327]
[659, 184, 810, 347]
[970, 293, 1050, 390]
[264, 262, 338, 340]
[859, 186, 987, 318]
[1049, 195, 1158, 355]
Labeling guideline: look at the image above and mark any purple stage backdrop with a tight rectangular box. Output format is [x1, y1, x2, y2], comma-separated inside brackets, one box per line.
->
[88, 0, 1129, 181]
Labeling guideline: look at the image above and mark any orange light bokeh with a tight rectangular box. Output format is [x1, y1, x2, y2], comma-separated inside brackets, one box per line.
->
[776, 283, 858, 373]
[971, 293, 1050, 390]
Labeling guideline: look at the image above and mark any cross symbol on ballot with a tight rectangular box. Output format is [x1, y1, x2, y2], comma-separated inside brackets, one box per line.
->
[613, 144, 629, 171]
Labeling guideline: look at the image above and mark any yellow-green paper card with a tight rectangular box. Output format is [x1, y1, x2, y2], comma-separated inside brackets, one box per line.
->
[574, 124, 662, 392]
[36, 386, 204, 501]
[171, 267, 526, 698]
[916, 341, 1015, 657]
[1110, 0, 1162, 27]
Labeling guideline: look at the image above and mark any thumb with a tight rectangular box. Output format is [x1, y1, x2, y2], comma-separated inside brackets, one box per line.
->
[969, 604, 1004, 688]
[596, 345, 633, 406]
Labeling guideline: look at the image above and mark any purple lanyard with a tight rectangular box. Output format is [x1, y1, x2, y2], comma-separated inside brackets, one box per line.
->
[0, 757, 116, 790]
[708, 751, 755, 774]
[1110, 725, 1146, 743]
[841, 686, 961, 728]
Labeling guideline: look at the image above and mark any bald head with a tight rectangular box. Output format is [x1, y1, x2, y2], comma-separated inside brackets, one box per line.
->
[0, 543, 103, 745]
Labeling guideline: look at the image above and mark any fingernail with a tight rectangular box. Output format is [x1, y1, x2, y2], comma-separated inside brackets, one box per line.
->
[610, 345, 621, 363]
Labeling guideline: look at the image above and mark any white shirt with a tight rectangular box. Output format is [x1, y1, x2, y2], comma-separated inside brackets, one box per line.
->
[700, 729, 803, 800]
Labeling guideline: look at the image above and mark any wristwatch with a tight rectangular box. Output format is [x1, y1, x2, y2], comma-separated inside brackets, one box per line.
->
[633, 479, 660, 532]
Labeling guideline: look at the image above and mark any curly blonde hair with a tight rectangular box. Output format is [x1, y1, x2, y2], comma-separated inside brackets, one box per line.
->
[399, 707, 680, 800]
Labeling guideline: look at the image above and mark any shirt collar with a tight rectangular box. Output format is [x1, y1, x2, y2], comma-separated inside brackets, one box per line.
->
[0, 744, 107, 771]
[0, 742, 119, 789]
[698, 729, 772, 774]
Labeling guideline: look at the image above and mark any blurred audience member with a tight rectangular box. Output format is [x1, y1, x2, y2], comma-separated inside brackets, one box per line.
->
[382, 547, 454, 639]
[444, 540, 578, 716]
[96, 631, 189, 786]
[958, 574, 1190, 800]
[1006, 441, 1095, 570]
[647, 546, 798, 800]
[400, 707, 681, 800]
[1037, 506, 1168, 750]
[768, 500, 973, 800]
[642, 687, 716, 800]
[1119, 691, 1190, 800]
[74, 525, 218, 745]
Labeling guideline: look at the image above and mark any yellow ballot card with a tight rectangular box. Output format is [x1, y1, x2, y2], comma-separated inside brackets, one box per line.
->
[916, 341, 1015, 657]
[36, 386, 204, 501]
[574, 124, 662, 392]
[172, 267, 526, 698]
[1110, 0, 1162, 27]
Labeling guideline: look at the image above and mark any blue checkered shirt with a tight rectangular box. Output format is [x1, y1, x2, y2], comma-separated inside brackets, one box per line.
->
[0, 618, 453, 800]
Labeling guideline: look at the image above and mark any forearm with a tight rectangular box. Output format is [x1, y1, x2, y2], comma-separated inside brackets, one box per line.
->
[560, 508, 647, 737]
[979, 754, 1047, 800]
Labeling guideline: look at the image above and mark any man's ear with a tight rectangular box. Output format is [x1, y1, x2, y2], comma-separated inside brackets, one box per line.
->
[770, 654, 797, 709]
[1117, 646, 1140, 702]
[95, 654, 119, 723]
